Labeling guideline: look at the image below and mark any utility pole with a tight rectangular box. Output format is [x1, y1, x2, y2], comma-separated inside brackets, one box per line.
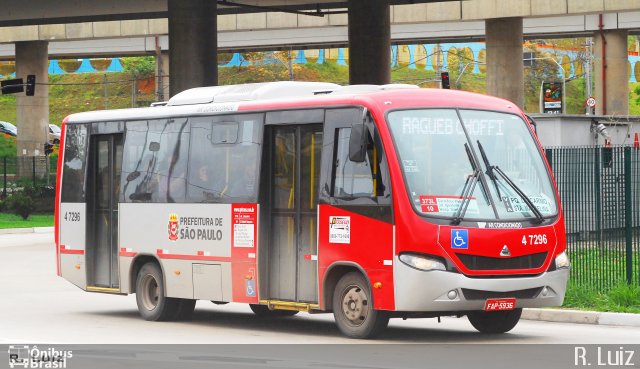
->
[155, 35, 165, 101]
[103, 74, 108, 110]
[585, 37, 593, 115]
[288, 48, 294, 81]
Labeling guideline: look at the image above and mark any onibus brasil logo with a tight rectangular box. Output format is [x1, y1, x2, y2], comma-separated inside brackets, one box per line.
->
[168, 213, 179, 241]
[8, 345, 73, 368]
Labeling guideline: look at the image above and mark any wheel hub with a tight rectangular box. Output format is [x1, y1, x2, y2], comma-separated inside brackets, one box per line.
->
[341, 286, 369, 325]
[141, 274, 159, 311]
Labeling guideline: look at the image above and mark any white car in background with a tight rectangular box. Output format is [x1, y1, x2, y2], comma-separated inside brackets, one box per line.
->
[49, 124, 61, 144]
[0, 121, 17, 138]
[0, 122, 61, 144]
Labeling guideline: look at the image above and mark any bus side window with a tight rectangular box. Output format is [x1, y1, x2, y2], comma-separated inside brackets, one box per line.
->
[61, 124, 89, 203]
[120, 119, 189, 203]
[187, 114, 263, 203]
[332, 128, 374, 198]
[332, 124, 387, 200]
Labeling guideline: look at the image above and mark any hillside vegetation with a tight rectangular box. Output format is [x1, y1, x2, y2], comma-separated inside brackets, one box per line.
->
[1, 61, 639, 155]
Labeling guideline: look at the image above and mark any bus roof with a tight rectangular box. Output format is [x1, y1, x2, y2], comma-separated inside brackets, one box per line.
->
[64, 82, 522, 124]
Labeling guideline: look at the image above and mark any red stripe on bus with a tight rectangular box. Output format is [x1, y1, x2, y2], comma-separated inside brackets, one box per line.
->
[156, 251, 232, 262]
[60, 248, 84, 255]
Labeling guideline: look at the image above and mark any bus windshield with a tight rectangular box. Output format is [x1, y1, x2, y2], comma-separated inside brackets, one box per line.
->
[387, 109, 558, 221]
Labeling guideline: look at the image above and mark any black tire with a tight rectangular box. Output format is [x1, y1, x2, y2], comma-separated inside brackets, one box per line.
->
[173, 299, 196, 321]
[249, 304, 298, 317]
[332, 272, 389, 339]
[467, 308, 522, 334]
[135, 262, 180, 321]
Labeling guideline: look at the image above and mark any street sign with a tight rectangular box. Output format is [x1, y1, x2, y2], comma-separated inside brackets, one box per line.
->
[586, 97, 596, 108]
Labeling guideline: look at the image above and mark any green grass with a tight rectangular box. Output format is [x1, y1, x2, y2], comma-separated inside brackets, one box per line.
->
[0, 213, 54, 229]
[560, 247, 640, 313]
[563, 281, 640, 314]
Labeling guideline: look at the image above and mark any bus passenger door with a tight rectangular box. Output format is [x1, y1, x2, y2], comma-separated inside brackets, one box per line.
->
[264, 124, 322, 303]
[87, 134, 123, 289]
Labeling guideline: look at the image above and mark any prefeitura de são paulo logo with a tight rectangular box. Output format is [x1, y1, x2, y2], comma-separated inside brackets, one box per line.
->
[8, 345, 73, 368]
[168, 213, 179, 241]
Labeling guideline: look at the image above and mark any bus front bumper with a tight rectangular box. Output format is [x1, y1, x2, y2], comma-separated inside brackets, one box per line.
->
[393, 258, 569, 312]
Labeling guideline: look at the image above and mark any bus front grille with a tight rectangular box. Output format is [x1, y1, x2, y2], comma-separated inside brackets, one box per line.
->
[456, 252, 547, 271]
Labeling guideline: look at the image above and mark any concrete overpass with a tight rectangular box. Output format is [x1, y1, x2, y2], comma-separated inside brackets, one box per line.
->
[1, 11, 640, 57]
[1, 0, 639, 164]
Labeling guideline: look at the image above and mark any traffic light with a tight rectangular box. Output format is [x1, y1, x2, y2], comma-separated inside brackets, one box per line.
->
[44, 142, 53, 156]
[26, 75, 36, 96]
[441, 72, 450, 89]
[1, 78, 24, 94]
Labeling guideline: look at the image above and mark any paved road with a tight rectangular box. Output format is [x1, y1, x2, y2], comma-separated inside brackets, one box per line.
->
[1, 233, 638, 345]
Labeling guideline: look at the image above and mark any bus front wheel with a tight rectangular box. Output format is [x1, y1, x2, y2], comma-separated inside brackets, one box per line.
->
[135, 262, 180, 321]
[467, 308, 522, 334]
[332, 272, 389, 339]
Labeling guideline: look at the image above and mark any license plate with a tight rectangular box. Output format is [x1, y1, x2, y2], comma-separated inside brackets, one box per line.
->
[484, 298, 516, 311]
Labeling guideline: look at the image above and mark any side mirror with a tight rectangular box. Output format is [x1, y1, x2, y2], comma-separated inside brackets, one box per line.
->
[348, 110, 369, 163]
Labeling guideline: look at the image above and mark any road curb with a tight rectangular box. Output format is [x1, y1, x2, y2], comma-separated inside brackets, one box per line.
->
[522, 308, 640, 327]
[0, 226, 54, 235]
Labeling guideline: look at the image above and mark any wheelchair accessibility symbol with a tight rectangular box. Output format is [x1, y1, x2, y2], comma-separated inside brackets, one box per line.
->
[451, 229, 468, 249]
[246, 279, 256, 297]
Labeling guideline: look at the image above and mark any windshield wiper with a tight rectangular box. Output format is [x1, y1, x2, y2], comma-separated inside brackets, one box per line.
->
[477, 139, 502, 200]
[476, 140, 544, 223]
[452, 144, 481, 225]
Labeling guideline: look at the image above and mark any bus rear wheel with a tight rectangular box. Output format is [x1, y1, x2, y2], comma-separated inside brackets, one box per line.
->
[467, 308, 522, 334]
[135, 262, 180, 321]
[249, 304, 298, 317]
[332, 272, 389, 339]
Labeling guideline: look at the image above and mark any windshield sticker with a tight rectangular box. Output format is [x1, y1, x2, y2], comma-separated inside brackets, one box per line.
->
[401, 117, 504, 136]
[420, 195, 479, 214]
[451, 229, 468, 249]
[402, 159, 419, 173]
[501, 196, 552, 214]
[477, 222, 523, 229]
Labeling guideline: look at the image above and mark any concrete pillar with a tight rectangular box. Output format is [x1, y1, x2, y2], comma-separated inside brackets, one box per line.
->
[594, 29, 629, 116]
[348, 0, 391, 85]
[168, 0, 217, 97]
[155, 50, 169, 101]
[15, 41, 49, 177]
[485, 18, 524, 109]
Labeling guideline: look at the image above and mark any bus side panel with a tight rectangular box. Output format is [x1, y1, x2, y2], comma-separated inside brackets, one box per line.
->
[230, 205, 259, 304]
[118, 252, 134, 294]
[59, 202, 87, 289]
[318, 204, 395, 311]
[119, 203, 259, 302]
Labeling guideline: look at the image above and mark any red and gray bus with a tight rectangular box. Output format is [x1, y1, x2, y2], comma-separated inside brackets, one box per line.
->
[55, 81, 569, 338]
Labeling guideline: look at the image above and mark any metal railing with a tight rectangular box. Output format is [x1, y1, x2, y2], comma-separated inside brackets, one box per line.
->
[1, 156, 58, 198]
[546, 145, 640, 290]
[2, 147, 638, 291]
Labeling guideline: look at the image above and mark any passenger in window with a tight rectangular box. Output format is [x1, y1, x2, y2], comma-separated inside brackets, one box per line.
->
[188, 163, 223, 202]
[155, 158, 186, 203]
[224, 154, 257, 200]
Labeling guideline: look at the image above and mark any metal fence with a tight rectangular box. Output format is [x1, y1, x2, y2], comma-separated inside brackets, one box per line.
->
[0, 156, 58, 197]
[2, 147, 638, 291]
[546, 145, 640, 290]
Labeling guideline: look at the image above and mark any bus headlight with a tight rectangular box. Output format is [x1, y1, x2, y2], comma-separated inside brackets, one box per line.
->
[399, 253, 446, 271]
[554, 251, 570, 269]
